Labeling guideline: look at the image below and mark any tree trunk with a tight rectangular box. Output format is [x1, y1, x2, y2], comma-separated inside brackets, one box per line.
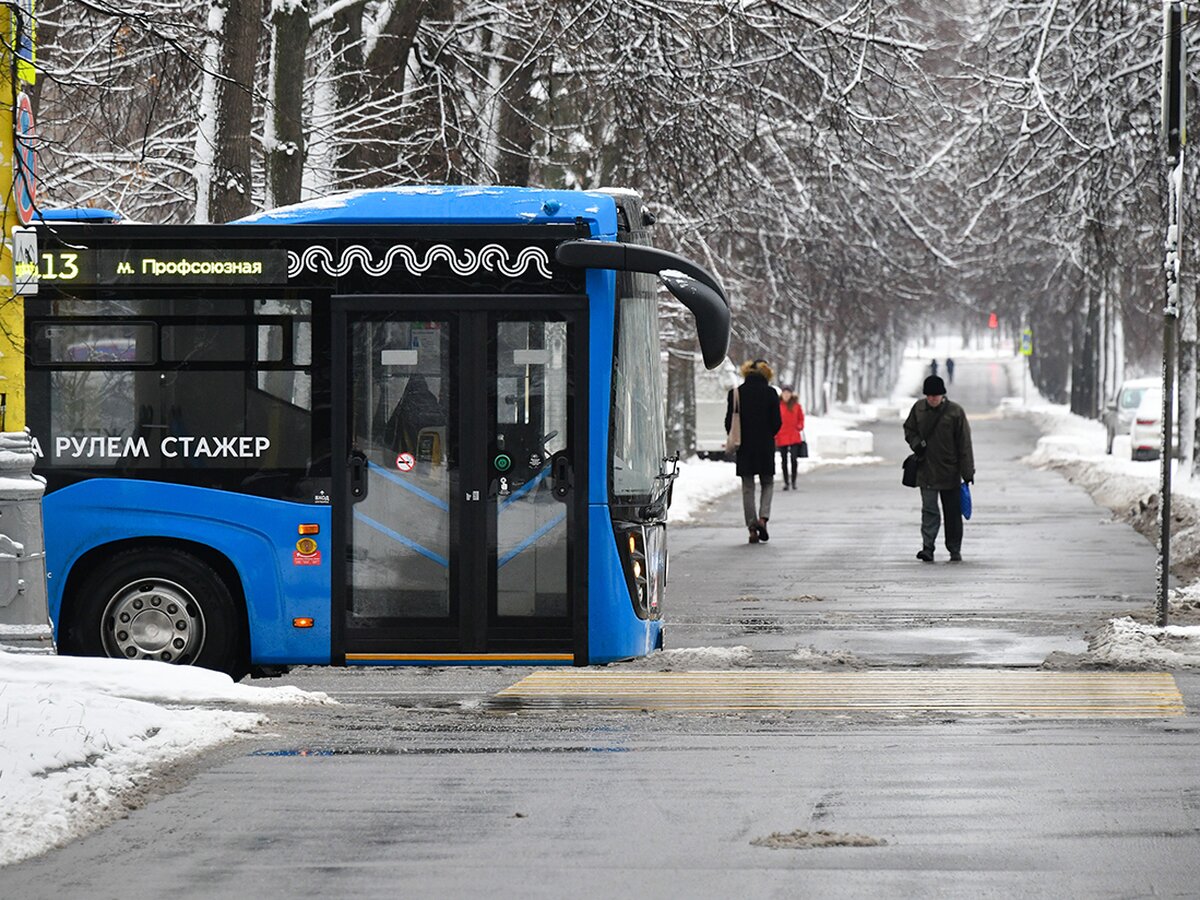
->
[1030, 306, 1070, 405]
[407, 0, 464, 183]
[494, 44, 536, 186]
[356, 1, 425, 186]
[1070, 223, 1102, 420]
[665, 346, 696, 457]
[330, 5, 366, 187]
[196, 0, 261, 223]
[265, 2, 310, 208]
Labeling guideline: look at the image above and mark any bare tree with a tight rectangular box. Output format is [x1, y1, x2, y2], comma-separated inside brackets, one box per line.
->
[195, 0, 262, 222]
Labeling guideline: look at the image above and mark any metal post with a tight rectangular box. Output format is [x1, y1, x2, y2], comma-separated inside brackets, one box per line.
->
[0, 4, 49, 653]
[1158, 2, 1187, 626]
[1159, 263, 1178, 627]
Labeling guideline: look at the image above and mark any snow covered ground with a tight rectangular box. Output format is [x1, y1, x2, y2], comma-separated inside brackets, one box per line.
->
[0, 652, 333, 866]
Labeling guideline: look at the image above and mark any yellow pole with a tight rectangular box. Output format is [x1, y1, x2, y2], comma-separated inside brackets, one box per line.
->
[0, 2, 48, 653]
[0, 4, 23, 430]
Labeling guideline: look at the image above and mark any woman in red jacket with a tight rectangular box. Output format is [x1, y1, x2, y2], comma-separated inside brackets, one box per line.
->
[776, 385, 805, 491]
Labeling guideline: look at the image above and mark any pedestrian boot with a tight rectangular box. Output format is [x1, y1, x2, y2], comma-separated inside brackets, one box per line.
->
[757, 518, 770, 542]
[748, 526, 760, 544]
[949, 551, 962, 562]
[916, 548, 934, 562]
[782, 483, 790, 491]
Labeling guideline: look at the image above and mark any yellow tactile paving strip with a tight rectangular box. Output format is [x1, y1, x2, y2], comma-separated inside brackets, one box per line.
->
[495, 670, 1186, 717]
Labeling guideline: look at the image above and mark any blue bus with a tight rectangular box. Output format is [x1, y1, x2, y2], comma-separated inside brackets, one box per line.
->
[27, 187, 729, 677]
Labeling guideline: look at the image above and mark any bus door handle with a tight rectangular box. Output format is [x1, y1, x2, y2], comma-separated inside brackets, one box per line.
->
[551, 454, 571, 501]
[348, 452, 368, 501]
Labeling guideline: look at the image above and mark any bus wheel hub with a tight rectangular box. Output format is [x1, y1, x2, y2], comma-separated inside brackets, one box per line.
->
[129, 609, 173, 651]
[103, 579, 205, 663]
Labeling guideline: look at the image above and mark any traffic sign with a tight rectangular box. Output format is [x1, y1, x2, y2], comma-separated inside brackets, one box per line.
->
[395, 452, 415, 472]
[9, 0, 34, 85]
[1162, 2, 1187, 159]
[1020, 327, 1033, 357]
[14, 92, 35, 225]
[12, 226, 36, 295]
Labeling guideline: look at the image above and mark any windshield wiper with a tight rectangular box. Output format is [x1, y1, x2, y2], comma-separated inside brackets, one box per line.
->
[638, 453, 680, 521]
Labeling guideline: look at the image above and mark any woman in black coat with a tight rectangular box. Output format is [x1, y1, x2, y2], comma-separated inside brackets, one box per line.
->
[725, 359, 783, 543]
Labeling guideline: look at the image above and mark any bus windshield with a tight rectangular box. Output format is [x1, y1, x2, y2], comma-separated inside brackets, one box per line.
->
[611, 269, 665, 505]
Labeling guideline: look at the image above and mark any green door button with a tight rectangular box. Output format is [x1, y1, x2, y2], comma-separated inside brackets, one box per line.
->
[494, 453, 512, 472]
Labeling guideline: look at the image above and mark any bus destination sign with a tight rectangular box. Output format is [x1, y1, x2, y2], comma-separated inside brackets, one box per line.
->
[39, 248, 289, 286]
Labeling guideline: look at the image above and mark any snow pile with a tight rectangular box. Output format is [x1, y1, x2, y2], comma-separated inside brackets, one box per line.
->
[669, 457, 744, 523]
[1019, 403, 1109, 462]
[617, 645, 754, 669]
[670, 440, 882, 525]
[1087, 617, 1200, 669]
[0, 652, 335, 708]
[789, 646, 864, 668]
[0, 651, 333, 866]
[751, 829, 886, 849]
[618, 644, 866, 670]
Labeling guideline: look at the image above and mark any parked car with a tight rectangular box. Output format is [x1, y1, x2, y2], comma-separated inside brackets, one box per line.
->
[1105, 376, 1159, 454]
[1129, 386, 1179, 461]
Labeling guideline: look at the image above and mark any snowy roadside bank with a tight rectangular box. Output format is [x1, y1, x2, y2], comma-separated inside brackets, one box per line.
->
[0, 652, 333, 867]
[670, 451, 883, 524]
[1009, 399, 1200, 584]
[670, 408, 884, 524]
[1003, 397, 1200, 669]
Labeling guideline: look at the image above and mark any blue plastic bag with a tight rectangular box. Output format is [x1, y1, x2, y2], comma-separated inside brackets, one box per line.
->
[960, 482, 972, 520]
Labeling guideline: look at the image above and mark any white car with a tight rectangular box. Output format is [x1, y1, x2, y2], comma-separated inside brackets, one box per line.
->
[1129, 386, 1178, 461]
[1105, 376, 1158, 454]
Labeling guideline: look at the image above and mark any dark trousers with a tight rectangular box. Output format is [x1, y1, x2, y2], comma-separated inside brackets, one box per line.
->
[741, 475, 774, 527]
[778, 444, 801, 486]
[920, 486, 963, 552]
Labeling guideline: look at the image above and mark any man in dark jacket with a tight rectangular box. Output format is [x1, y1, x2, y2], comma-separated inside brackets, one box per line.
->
[726, 359, 783, 543]
[903, 375, 975, 562]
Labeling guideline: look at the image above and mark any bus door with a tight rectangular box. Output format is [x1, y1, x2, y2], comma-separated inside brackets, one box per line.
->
[332, 298, 586, 661]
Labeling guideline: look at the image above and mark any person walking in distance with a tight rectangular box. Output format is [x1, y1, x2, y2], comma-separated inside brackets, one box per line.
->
[904, 375, 975, 562]
[776, 384, 805, 491]
[726, 359, 782, 543]
[945, 357, 955, 384]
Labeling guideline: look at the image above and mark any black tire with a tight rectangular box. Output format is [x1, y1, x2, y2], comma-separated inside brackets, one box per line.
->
[60, 548, 247, 679]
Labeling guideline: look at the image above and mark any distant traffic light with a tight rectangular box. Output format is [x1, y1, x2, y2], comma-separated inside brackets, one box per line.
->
[988, 312, 998, 329]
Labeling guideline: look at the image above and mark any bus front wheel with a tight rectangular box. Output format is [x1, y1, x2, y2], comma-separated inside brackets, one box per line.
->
[63, 549, 247, 679]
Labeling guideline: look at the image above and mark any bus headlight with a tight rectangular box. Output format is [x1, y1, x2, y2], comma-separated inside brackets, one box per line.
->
[615, 523, 665, 620]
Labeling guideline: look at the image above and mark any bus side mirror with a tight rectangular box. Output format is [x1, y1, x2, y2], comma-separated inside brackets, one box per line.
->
[658, 271, 731, 370]
[554, 239, 732, 371]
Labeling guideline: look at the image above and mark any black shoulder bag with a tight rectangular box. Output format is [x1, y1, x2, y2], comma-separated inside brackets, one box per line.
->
[902, 406, 942, 488]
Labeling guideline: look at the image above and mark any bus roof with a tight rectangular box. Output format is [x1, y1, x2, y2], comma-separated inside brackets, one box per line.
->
[35, 208, 123, 223]
[234, 186, 620, 237]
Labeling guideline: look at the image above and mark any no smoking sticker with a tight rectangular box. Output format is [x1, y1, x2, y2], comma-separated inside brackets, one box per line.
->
[396, 452, 416, 472]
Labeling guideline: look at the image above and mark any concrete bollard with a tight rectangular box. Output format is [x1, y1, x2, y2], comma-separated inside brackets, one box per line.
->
[0, 429, 52, 653]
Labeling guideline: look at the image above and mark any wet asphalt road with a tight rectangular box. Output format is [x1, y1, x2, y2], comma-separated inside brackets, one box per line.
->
[667, 356, 1160, 667]
[6, 358, 1200, 899]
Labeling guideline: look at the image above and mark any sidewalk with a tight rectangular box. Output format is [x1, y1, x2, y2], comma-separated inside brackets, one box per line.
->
[667, 357, 1161, 667]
